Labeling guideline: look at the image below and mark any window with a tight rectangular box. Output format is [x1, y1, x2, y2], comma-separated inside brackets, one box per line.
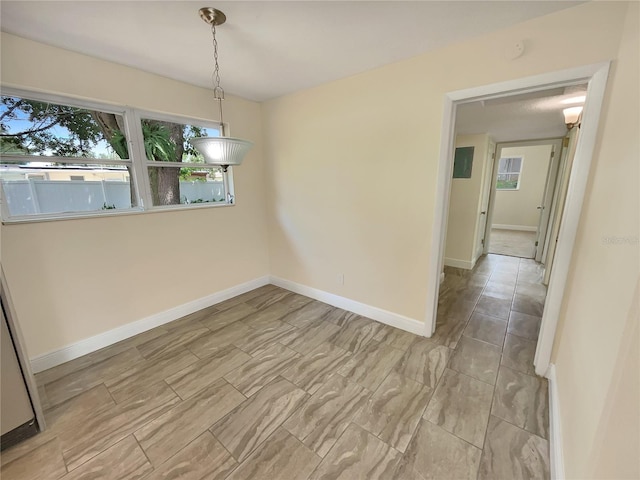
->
[0, 89, 234, 221]
[496, 156, 523, 190]
[139, 116, 227, 207]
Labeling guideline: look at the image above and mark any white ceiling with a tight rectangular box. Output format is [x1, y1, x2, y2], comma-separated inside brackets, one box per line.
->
[455, 84, 588, 142]
[1, 1, 583, 101]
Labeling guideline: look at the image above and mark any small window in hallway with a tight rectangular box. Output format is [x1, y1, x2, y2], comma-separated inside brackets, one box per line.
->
[496, 156, 523, 190]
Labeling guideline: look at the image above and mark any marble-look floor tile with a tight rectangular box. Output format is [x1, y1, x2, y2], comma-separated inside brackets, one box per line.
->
[233, 322, 296, 357]
[165, 345, 251, 400]
[0, 438, 66, 480]
[165, 305, 219, 330]
[226, 427, 321, 480]
[245, 289, 293, 310]
[482, 280, 516, 300]
[136, 325, 209, 361]
[454, 284, 484, 303]
[279, 320, 342, 354]
[431, 315, 467, 349]
[449, 336, 501, 385]
[44, 384, 115, 435]
[465, 273, 491, 288]
[201, 303, 257, 332]
[517, 268, 543, 284]
[502, 334, 537, 376]
[391, 461, 427, 480]
[321, 308, 359, 326]
[211, 377, 308, 462]
[436, 299, 476, 323]
[508, 311, 542, 340]
[0, 429, 58, 468]
[478, 416, 550, 480]
[373, 325, 417, 351]
[277, 292, 315, 311]
[515, 282, 547, 302]
[35, 327, 168, 387]
[280, 300, 334, 329]
[63, 435, 151, 480]
[105, 348, 198, 403]
[423, 368, 493, 447]
[283, 375, 370, 458]
[242, 302, 300, 330]
[400, 419, 481, 480]
[282, 342, 352, 394]
[355, 372, 432, 452]
[512, 294, 545, 317]
[135, 378, 245, 466]
[224, 343, 300, 397]
[144, 431, 237, 480]
[492, 367, 549, 439]
[38, 383, 51, 411]
[329, 316, 381, 352]
[60, 382, 180, 471]
[187, 323, 253, 358]
[463, 312, 507, 347]
[308, 423, 401, 480]
[44, 347, 144, 407]
[395, 338, 451, 388]
[337, 341, 404, 391]
[475, 295, 512, 320]
[214, 285, 280, 311]
[489, 271, 518, 285]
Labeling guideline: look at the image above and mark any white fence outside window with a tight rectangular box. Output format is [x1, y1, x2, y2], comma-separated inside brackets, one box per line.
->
[2, 180, 225, 216]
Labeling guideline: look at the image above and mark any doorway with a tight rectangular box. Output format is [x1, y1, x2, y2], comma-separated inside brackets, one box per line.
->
[485, 138, 564, 262]
[425, 63, 610, 379]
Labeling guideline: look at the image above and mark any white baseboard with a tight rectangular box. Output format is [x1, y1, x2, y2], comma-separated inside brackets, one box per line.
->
[439, 272, 445, 284]
[30, 276, 271, 373]
[444, 257, 475, 270]
[270, 276, 425, 336]
[492, 224, 537, 232]
[546, 364, 565, 480]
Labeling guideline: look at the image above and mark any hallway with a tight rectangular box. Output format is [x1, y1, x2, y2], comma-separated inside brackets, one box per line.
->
[434, 253, 549, 477]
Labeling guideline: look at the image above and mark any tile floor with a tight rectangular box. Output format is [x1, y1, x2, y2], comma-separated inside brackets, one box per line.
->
[1, 254, 549, 480]
[488, 228, 537, 259]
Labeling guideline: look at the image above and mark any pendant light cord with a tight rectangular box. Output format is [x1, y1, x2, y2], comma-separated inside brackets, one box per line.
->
[211, 24, 226, 136]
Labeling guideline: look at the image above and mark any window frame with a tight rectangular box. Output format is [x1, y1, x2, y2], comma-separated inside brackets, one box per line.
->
[495, 155, 524, 191]
[0, 87, 236, 223]
[133, 109, 234, 211]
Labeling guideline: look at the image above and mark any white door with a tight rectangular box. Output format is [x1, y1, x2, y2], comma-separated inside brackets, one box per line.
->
[477, 141, 495, 257]
[534, 139, 564, 262]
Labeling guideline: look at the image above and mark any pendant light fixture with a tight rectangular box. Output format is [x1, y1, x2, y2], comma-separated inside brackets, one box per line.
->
[189, 7, 253, 170]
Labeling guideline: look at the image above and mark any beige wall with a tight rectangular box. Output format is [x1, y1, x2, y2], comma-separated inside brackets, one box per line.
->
[263, 1, 628, 321]
[551, 3, 640, 478]
[493, 144, 552, 229]
[1, 3, 638, 476]
[262, 2, 637, 477]
[0, 33, 270, 358]
[444, 134, 490, 267]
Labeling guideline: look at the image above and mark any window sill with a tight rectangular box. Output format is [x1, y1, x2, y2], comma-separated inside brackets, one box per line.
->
[1, 201, 234, 225]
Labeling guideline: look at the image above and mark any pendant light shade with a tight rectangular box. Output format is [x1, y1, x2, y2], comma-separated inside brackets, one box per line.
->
[190, 136, 253, 166]
[189, 7, 253, 169]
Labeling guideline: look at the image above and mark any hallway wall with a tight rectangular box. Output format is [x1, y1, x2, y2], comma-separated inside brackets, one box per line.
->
[444, 134, 491, 268]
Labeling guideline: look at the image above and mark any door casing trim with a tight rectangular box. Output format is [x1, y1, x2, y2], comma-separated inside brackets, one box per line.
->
[424, 62, 611, 377]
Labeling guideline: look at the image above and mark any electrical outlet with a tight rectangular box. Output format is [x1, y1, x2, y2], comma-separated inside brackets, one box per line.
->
[337, 273, 344, 285]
